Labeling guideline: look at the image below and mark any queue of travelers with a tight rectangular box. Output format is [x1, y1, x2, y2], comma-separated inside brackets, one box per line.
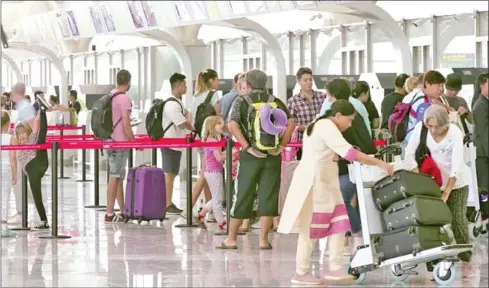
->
[1, 67, 487, 285]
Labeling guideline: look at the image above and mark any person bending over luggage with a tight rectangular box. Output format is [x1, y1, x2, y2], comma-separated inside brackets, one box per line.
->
[405, 104, 473, 278]
[194, 116, 227, 231]
[278, 100, 393, 285]
[13, 109, 50, 229]
[221, 69, 295, 250]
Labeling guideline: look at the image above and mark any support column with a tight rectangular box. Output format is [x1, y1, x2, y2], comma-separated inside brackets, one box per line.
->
[142, 46, 149, 108]
[218, 39, 224, 77]
[260, 42, 267, 72]
[136, 47, 142, 104]
[309, 30, 317, 72]
[28, 60, 32, 86]
[431, 16, 439, 69]
[298, 33, 305, 68]
[120, 50, 125, 69]
[94, 53, 99, 84]
[474, 11, 484, 68]
[69, 55, 74, 86]
[47, 61, 52, 85]
[242, 36, 248, 71]
[288, 32, 294, 75]
[339, 26, 347, 75]
[211, 41, 218, 71]
[364, 22, 373, 73]
[148, 46, 157, 105]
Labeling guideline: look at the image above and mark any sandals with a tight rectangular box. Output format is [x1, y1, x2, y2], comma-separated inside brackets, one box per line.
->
[216, 241, 238, 250]
[194, 213, 206, 228]
[259, 242, 273, 250]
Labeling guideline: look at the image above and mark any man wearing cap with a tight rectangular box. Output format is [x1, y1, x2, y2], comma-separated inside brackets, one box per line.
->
[444, 73, 473, 133]
[221, 69, 295, 250]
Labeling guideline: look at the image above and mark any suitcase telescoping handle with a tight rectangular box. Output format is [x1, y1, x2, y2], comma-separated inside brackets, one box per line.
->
[385, 201, 413, 214]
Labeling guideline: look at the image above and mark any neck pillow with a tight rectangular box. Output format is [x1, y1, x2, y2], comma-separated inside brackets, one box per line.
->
[259, 104, 287, 135]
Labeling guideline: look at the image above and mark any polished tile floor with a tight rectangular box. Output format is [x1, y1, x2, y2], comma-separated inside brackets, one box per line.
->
[1, 169, 488, 287]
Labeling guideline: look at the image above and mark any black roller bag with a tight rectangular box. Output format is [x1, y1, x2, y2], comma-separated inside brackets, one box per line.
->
[372, 226, 451, 261]
[373, 169, 441, 211]
[383, 195, 452, 231]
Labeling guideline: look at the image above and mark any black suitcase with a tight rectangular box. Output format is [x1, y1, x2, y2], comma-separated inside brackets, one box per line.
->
[372, 170, 441, 211]
[383, 196, 452, 231]
[372, 226, 450, 261]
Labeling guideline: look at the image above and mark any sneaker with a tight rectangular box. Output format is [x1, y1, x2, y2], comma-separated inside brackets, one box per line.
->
[105, 214, 125, 223]
[207, 212, 217, 223]
[33, 221, 50, 230]
[8, 213, 22, 225]
[291, 273, 324, 285]
[167, 204, 183, 215]
[323, 268, 354, 282]
[1, 227, 17, 238]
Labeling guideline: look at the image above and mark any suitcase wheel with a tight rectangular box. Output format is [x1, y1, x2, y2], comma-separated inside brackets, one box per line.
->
[432, 262, 456, 286]
[137, 216, 145, 224]
[347, 266, 366, 284]
[468, 222, 482, 241]
[159, 218, 165, 223]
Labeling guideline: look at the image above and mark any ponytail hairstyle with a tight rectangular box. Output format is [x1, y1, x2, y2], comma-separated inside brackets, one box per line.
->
[306, 99, 356, 136]
[201, 115, 223, 141]
[352, 81, 370, 99]
[195, 69, 219, 96]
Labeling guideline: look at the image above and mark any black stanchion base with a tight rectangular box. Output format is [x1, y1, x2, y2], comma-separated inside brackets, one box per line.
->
[85, 205, 107, 209]
[75, 179, 93, 182]
[175, 223, 201, 228]
[11, 227, 31, 231]
[96, 208, 120, 212]
[39, 235, 71, 239]
[59, 177, 71, 179]
[214, 231, 246, 236]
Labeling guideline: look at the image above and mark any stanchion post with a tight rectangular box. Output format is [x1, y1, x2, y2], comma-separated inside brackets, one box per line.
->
[76, 125, 92, 182]
[175, 137, 200, 228]
[11, 173, 31, 231]
[85, 149, 106, 209]
[40, 142, 71, 239]
[214, 138, 245, 236]
[128, 149, 133, 168]
[58, 128, 70, 179]
[152, 148, 157, 166]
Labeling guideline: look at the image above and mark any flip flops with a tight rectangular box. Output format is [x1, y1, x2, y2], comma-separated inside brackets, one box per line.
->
[259, 242, 273, 250]
[216, 242, 238, 250]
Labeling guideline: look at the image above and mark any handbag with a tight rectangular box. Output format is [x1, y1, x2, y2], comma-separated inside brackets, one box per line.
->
[415, 124, 443, 187]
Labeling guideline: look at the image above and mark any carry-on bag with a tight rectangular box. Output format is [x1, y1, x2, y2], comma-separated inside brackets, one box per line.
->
[383, 195, 452, 231]
[124, 166, 166, 223]
[372, 169, 441, 211]
[372, 226, 450, 261]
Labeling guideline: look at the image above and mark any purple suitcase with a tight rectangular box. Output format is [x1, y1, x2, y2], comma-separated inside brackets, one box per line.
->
[124, 166, 166, 223]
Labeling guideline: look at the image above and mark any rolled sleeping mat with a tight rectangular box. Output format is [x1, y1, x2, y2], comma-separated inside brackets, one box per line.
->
[259, 104, 287, 136]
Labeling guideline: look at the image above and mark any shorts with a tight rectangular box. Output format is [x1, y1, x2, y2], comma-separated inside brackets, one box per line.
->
[161, 148, 182, 175]
[107, 150, 129, 179]
[230, 150, 281, 219]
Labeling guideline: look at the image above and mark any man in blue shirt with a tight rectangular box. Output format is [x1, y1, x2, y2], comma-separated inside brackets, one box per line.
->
[220, 73, 241, 122]
[11, 83, 36, 124]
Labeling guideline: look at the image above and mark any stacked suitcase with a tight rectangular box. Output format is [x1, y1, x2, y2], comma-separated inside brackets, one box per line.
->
[370, 170, 453, 261]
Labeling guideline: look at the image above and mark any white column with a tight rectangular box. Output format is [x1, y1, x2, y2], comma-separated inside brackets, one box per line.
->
[211, 41, 218, 71]
[309, 29, 317, 72]
[364, 22, 373, 72]
[218, 39, 224, 77]
[298, 33, 305, 68]
[148, 46, 157, 104]
[94, 53, 99, 84]
[69, 55, 74, 86]
[474, 11, 482, 68]
[142, 46, 149, 108]
[120, 50, 125, 69]
[288, 32, 294, 75]
[28, 60, 32, 86]
[260, 42, 267, 72]
[431, 16, 439, 69]
[242, 36, 248, 71]
[339, 26, 347, 75]
[136, 47, 142, 104]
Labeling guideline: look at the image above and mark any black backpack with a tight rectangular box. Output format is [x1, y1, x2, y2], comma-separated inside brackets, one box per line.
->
[91, 91, 125, 140]
[194, 91, 217, 137]
[145, 98, 183, 140]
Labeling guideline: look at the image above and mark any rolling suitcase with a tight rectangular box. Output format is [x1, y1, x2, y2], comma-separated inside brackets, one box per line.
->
[383, 196, 452, 231]
[372, 226, 450, 261]
[124, 166, 166, 223]
[372, 169, 441, 211]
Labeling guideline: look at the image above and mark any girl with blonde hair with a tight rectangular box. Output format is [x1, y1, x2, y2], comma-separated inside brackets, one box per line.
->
[194, 116, 227, 230]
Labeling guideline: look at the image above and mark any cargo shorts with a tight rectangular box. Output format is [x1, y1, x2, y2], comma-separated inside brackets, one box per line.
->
[107, 150, 129, 179]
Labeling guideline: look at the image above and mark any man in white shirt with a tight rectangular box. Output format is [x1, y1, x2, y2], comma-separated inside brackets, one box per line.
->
[161, 73, 194, 214]
[11, 83, 36, 125]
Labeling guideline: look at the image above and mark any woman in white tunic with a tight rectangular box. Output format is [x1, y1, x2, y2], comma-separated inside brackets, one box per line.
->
[278, 100, 393, 285]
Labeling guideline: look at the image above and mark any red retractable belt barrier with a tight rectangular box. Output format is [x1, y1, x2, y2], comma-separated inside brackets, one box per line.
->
[373, 140, 387, 147]
[0, 143, 51, 151]
[9, 123, 82, 130]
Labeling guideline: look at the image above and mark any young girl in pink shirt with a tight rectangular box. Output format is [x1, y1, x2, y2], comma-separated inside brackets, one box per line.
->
[195, 116, 227, 230]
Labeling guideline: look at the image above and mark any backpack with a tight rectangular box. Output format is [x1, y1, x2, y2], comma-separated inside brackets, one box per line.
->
[387, 92, 428, 143]
[145, 98, 183, 140]
[91, 91, 125, 140]
[415, 124, 442, 187]
[243, 92, 284, 151]
[194, 91, 217, 137]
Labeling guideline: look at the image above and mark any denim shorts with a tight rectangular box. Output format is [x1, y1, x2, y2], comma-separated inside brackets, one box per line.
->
[107, 150, 129, 179]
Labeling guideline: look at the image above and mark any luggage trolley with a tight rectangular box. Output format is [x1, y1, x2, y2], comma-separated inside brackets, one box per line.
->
[347, 161, 473, 286]
[464, 135, 487, 239]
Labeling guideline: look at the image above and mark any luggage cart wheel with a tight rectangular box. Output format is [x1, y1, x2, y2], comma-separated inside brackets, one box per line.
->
[468, 223, 481, 241]
[390, 265, 409, 281]
[347, 266, 366, 284]
[433, 261, 456, 286]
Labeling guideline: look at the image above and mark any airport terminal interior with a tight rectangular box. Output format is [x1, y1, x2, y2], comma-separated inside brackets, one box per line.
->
[1, 1, 489, 287]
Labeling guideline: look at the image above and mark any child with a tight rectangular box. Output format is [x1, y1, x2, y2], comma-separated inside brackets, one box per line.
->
[1, 111, 17, 237]
[195, 116, 227, 230]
